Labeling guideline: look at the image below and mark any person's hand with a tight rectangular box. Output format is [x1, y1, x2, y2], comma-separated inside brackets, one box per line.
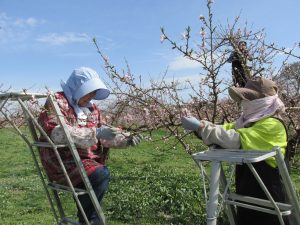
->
[181, 116, 202, 132]
[126, 134, 142, 147]
[96, 126, 120, 140]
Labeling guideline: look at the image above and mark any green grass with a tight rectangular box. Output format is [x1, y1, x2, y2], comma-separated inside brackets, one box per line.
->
[0, 127, 299, 225]
[0, 128, 55, 224]
[0, 128, 207, 225]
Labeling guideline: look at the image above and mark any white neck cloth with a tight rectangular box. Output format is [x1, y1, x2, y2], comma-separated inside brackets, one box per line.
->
[235, 95, 285, 129]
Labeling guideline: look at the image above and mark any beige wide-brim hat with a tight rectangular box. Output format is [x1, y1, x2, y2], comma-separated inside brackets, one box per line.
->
[228, 77, 278, 102]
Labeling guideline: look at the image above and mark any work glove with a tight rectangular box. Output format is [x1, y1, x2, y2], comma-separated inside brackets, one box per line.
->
[181, 116, 202, 132]
[126, 134, 143, 147]
[96, 126, 120, 140]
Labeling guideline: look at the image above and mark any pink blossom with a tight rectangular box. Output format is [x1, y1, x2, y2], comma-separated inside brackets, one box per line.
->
[160, 34, 166, 43]
[29, 95, 38, 104]
[143, 107, 150, 116]
[124, 114, 133, 122]
[149, 104, 157, 111]
[181, 31, 188, 40]
[122, 74, 131, 82]
[200, 30, 206, 37]
[103, 56, 109, 63]
[181, 108, 192, 117]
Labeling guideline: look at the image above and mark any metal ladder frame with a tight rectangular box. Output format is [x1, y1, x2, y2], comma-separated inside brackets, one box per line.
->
[0, 92, 106, 225]
[192, 147, 300, 225]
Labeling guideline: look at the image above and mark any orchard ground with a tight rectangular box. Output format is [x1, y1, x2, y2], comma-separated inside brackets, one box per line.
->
[0, 128, 299, 225]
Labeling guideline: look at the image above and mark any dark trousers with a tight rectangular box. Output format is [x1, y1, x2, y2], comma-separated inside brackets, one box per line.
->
[232, 62, 248, 87]
[235, 162, 290, 225]
[76, 166, 110, 223]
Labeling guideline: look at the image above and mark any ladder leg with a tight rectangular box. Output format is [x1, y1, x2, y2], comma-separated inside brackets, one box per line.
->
[52, 190, 66, 220]
[220, 165, 237, 225]
[49, 95, 106, 225]
[247, 163, 286, 225]
[207, 161, 220, 225]
[1, 108, 61, 224]
[19, 102, 62, 224]
[275, 147, 300, 225]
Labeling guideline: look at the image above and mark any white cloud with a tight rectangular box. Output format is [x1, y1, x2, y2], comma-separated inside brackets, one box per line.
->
[0, 12, 45, 43]
[0, 12, 9, 26]
[169, 56, 202, 71]
[163, 74, 203, 84]
[26, 17, 39, 26]
[14, 17, 43, 27]
[142, 74, 203, 90]
[36, 32, 90, 45]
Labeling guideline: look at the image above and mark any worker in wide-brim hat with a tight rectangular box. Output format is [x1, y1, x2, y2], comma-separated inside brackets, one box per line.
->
[181, 76, 290, 225]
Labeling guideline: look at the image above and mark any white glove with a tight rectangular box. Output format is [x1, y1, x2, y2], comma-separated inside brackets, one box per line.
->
[181, 116, 202, 131]
[96, 126, 120, 140]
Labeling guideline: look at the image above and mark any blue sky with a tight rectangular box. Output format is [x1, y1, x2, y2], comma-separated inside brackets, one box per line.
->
[1, 0, 299, 92]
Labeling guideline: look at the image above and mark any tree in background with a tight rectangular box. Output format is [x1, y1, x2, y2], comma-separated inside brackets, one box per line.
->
[275, 61, 300, 162]
[1, 0, 300, 160]
[91, 0, 300, 159]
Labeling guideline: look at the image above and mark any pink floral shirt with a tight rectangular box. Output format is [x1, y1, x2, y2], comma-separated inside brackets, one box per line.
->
[38, 92, 109, 186]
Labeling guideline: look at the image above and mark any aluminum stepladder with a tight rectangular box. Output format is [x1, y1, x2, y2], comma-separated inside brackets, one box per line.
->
[0, 92, 106, 225]
[192, 147, 300, 225]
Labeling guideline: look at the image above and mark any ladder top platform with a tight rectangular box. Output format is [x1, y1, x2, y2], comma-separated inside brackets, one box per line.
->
[0, 92, 48, 101]
[192, 148, 277, 163]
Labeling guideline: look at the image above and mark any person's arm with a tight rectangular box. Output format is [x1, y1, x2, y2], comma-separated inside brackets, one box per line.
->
[181, 116, 240, 149]
[50, 125, 98, 148]
[38, 94, 98, 148]
[49, 106, 120, 148]
[199, 120, 240, 149]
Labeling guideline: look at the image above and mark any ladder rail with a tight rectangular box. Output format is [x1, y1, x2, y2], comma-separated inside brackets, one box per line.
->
[18, 97, 79, 223]
[24, 111, 67, 223]
[220, 165, 237, 225]
[246, 162, 285, 225]
[226, 193, 292, 213]
[275, 148, 300, 225]
[48, 95, 106, 225]
[0, 97, 9, 111]
[225, 200, 291, 216]
[18, 96, 94, 224]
